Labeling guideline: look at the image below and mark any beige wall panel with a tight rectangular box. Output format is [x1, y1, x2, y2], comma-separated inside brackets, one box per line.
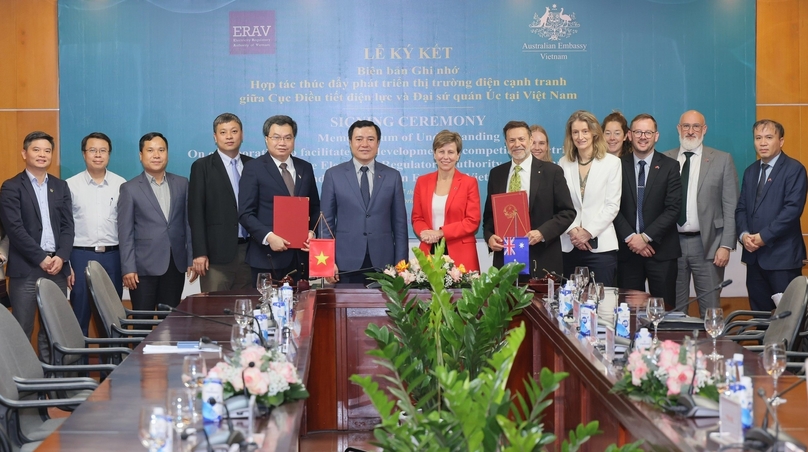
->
[0, 2, 19, 108]
[757, 0, 801, 104]
[0, 111, 60, 183]
[13, 0, 59, 109]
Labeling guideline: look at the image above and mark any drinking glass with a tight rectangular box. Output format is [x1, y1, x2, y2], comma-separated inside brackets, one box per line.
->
[763, 342, 787, 406]
[704, 308, 725, 361]
[595, 283, 606, 304]
[231, 324, 251, 352]
[234, 299, 252, 328]
[646, 297, 665, 345]
[574, 266, 590, 288]
[256, 273, 272, 301]
[166, 388, 195, 435]
[712, 359, 729, 395]
[139, 406, 169, 451]
[181, 355, 207, 394]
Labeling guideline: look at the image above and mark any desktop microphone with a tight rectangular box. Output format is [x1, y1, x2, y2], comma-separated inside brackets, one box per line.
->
[157, 304, 233, 327]
[337, 266, 381, 276]
[674, 330, 719, 417]
[672, 279, 733, 314]
[223, 309, 268, 349]
[206, 397, 246, 447]
[544, 269, 569, 283]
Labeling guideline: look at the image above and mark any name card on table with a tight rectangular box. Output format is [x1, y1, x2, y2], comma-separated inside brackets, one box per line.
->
[605, 327, 615, 361]
[719, 393, 743, 442]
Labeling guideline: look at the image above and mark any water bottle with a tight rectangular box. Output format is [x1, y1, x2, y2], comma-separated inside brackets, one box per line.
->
[616, 303, 631, 340]
[634, 328, 653, 351]
[580, 301, 595, 337]
[201, 371, 223, 422]
[740, 376, 753, 430]
[280, 282, 293, 324]
[559, 282, 572, 317]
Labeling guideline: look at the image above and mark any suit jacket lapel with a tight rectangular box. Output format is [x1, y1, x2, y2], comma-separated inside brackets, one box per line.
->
[137, 173, 168, 224]
[697, 147, 713, 194]
[264, 155, 290, 195]
[342, 162, 364, 210]
[624, 156, 638, 208]
[445, 171, 461, 216]
[754, 153, 787, 211]
[643, 152, 663, 196]
[369, 164, 386, 210]
[212, 153, 237, 202]
[529, 158, 541, 208]
[20, 172, 42, 223]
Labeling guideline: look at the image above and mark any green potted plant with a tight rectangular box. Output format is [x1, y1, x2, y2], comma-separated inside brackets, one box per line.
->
[352, 241, 643, 451]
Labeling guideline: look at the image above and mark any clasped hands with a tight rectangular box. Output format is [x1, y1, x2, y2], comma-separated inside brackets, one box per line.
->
[626, 233, 655, 258]
[568, 227, 593, 251]
[419, 229, 444, 244]
[741, 233, 765, 253]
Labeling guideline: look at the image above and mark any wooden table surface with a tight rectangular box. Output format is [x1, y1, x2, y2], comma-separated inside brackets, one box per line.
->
[36, 290, 314, 452]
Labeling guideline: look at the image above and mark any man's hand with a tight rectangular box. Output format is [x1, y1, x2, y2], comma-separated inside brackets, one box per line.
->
[46, 256, 64, 275]
[326, 264, 340, 284]
[488, 234, 504, 251]
[123, 272, 139, 290]
[67, 267, 75, 290]
[741, 233, 760, 253]
[192, 256, 209, 276]
[639, 243, 655, 258]
[626, 234, 653, 256]
[713, 247, 730, 267]
[40, 256, 53, 272]
[750, 233, 766, 248]
[267, 233, 290, 252]
[187, 267, 198, 283]
[302, 231, 315, 252]
[527, 229, 544, 246]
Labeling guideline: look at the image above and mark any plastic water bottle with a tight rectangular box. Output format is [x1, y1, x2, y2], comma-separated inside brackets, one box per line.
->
[616, 303, 631, 340]
[740, 376, 753, 430]
[559, 282, 572, 317]
[201, 371, 223, 422]
[634, 328, 653, 351]
[280, 282, 293, 323]
[580, 301, 596, 337]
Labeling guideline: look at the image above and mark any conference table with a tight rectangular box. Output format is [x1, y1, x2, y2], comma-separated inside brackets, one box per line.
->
[35, 286, 807, 451]
[36, 290, 313, 452]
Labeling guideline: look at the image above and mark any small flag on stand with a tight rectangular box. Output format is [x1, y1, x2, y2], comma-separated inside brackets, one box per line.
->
[308, 238, 336, 277]
[503, 236, 529, 274]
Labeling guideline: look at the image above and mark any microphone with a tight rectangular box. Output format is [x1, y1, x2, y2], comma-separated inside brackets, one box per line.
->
[223, 309, 267, 349]
[672, 279, 732, 315]
[544, 269, 568, 282]
[337, 266, 380, 276]
[206, 397, 245, 447]
[157, 304, 233, 327]
[674, 330, 719, 417]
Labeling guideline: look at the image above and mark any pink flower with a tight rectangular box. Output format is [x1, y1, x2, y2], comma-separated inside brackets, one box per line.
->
[631, 361, 649, 385]
[400, 270, 416, 285]
[441, 255, 454, 264]
[665, 364, 693, 396]
[657, 349, 678, 373]
[243, 367, 269, 395]
[270, 362, 299, 384]
[448, 266, 462, 282]
[408, 258, 421, 272]
[384, 267, 397, 278]
[239, 346, 266, 369]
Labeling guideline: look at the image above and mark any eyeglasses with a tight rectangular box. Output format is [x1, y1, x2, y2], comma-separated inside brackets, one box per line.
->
[631, 130, 656, 138]
[85, 148, 109, 155]
[679, 123, 703, 132]
[269, 135, 294, 143]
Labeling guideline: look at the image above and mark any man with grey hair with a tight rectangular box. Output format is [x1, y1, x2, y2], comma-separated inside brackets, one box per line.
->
[664, 110, 739, 316]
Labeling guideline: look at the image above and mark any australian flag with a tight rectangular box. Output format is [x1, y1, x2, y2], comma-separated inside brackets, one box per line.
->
[502, 237, 529, 274]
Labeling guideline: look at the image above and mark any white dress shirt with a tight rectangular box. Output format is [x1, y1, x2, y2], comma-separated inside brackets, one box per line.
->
[67, 169, 126, 247]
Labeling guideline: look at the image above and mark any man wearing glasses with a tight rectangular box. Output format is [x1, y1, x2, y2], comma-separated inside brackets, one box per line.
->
[613, 114, 682, 308]
[663, 111, 739, 317]
[66, 132, 126, 335]
[238, 115, 320, 284]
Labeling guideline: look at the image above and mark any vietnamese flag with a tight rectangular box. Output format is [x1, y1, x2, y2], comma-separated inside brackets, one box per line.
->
[308, 238, 336, 277]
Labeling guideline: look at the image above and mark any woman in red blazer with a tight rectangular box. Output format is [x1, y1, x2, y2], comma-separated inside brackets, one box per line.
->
[411, 130, 481, 271]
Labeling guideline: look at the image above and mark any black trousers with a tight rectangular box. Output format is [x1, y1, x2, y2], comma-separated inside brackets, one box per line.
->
[617, 254, 678, 309]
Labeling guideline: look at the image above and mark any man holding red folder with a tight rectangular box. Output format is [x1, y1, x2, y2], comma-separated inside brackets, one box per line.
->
[483, 121, 575, 278]
[238, 115, 320, 283]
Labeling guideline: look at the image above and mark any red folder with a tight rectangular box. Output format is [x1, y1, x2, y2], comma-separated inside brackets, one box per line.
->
[273, 196, 309, 249]
[491, 192, 529, 237]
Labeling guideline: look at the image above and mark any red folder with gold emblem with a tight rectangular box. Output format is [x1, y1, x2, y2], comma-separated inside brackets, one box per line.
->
[491, 192, 529, 237]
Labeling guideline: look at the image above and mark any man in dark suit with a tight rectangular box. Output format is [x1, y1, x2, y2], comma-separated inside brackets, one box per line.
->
[613, 114, 682, 308]
[0, 131, 73, 362]
[320, 120, 408, 284]
[118, 132, 192, 310]
[663, 110, 739, 316]
[189, 113, 253, 292]
[482, 120, 575, 279]
[239, 115, 320, 284]
[736, 119, 807, 311]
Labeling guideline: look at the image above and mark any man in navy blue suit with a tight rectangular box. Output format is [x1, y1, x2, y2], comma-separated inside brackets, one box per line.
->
[736, 119, 808, 311]
[0, 131, 73, 362]
[320, 120, 408, 284]
[238, 115, 320, 284]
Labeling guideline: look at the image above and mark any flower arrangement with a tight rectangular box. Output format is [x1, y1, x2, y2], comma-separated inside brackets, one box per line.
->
[381, 254, 480, 289]
[611, 339, 719, 410]
[208, 345, 309, 408]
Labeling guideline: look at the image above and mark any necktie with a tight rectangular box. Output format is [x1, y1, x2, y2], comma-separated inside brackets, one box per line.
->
[280, 162, 295, 196]
[637, 161, 646, 233]
[508, 165, 522, 192]
[230, 159, 247, 239]
[360, 166, 370, 207]
[677, 152, 693, 226]
[755, 163, 769, 204]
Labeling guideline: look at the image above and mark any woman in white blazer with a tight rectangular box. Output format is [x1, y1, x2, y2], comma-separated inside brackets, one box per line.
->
[558, 110, 622, 286]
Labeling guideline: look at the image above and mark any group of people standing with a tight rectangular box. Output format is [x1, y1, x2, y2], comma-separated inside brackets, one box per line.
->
[0, 109, 804, 362]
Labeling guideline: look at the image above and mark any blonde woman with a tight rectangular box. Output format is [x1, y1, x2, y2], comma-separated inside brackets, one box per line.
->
[558, 111, 622, 285]
[530, 124, 553, 162]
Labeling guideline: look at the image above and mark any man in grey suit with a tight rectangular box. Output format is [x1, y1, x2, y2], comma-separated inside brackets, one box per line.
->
[664, 110, 739, 316]
[118, 132, 193, 310]
[321, 120, 408, 284]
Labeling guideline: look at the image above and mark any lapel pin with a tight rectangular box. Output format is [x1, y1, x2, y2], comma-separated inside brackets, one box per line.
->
[49, 188, 54, 192]
[654, 166, 659, 170]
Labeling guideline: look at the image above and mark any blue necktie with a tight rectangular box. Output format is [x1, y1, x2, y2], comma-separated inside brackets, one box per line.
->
[231, 159, 247, 239]
[360, 166, 370, 207]
[637, 161, 646, 233]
